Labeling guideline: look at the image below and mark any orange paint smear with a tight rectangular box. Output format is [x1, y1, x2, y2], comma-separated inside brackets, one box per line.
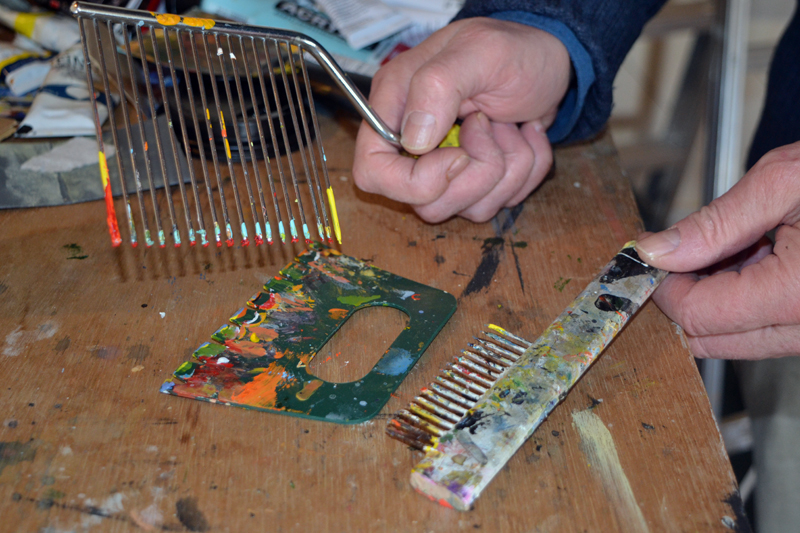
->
[231, 362, 295, 408]
[328, 308, 348, 320]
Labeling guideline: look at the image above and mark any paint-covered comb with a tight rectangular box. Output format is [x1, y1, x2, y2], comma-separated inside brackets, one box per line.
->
[386, 241, 667, 510]
[71, 2, 401, 248]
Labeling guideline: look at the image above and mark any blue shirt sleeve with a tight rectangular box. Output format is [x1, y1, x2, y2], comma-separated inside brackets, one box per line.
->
[489, 11, 595, 144]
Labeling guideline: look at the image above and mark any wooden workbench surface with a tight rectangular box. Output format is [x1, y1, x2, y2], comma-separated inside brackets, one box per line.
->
[0, 111, 744, 532]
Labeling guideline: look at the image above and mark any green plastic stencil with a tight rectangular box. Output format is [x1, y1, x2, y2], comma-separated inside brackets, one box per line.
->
[160, 243, 457, 423]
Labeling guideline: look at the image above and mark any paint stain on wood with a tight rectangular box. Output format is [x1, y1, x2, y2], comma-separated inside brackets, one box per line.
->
[0, 441, 36, 475]
[63, 243, 88, 260]
[176, 497, 209, 532]
[572, 409, 650, 532]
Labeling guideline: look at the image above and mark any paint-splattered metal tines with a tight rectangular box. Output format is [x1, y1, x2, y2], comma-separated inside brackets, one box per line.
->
[386, 325, 532, 451]
[72, 3, 348, 248]
[387, 242, 667, 511]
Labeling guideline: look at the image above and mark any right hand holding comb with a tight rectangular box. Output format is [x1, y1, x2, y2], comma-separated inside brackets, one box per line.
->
[352, 18, 571, 223]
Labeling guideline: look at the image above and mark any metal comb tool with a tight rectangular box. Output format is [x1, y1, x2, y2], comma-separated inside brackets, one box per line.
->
[71, 2, 402, 248]
[386, 242, 667, 510]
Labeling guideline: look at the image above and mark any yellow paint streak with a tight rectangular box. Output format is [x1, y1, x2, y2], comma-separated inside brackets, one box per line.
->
[12, 12, 42, 37]
[153, 13, 181, 26]
[327, 187, 342, 243]
[98, 152, 111, 188]
[182, 16, 215, 29]
[572, 409, 650, 532]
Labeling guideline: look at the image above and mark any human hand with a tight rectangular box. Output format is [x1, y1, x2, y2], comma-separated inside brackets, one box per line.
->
[352, 17, 571, 223]
[635, 142, 800, 359]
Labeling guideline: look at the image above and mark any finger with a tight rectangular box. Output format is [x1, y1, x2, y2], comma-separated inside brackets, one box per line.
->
[652, 227, 800, 335]
[458, 121, 535, 222]
[635, 140, 800, 271]
[683, 325, 800, 359]
[352, 120, 467, 205]
[414, 112, 505, 222]
[506, 120, 553, 206]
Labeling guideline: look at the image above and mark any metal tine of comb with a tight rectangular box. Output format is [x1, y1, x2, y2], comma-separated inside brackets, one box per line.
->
[468, 341, 518, 366]
[240, 36, 282, 245]
[298, 53, 335, 243]
[163, 27, 208, 246]
[459, 349, 507, 375]
[136, 24, 179, 247]
[106, 20, 152, 247]
[287, 48, 328, 242]
[189, 32, 231, 246]
[421, 385, 470, 412]
[429, 382, 473, 410]
[434, 376, 481, 403]
[487, 324, 532, 348]
[387, 418, 437, 451]
[413, 395, 462, 424]
[213, 33, 261, 246]
[274, 40, 310, 243]
[258, 38, 294, 244]
[263, 38, 300, 243]
[148, 25, 196, 246]
[227, 35, 269, 246]
[387, 326, 534, 450]
[203, 34, 245, 247]
[86, 19, 133, 246]
[177, 29, 221, 247]
[124, 24, 163, 247]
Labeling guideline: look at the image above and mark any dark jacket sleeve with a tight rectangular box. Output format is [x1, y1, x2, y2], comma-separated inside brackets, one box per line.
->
[453, 0, 668, 143]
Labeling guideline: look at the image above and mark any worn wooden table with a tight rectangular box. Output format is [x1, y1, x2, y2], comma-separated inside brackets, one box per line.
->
[0, 109, 744, 531]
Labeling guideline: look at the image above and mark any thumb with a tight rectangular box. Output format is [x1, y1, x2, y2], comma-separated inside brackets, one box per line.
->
[635, 144, 800, 272]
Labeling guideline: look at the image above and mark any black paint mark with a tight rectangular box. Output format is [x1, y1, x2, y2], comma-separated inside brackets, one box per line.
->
[63, 243, 88, 260]
[587, 395, 603, 409]
[3, 420, 18, 429]
[511, 391, 527, 405]
[641, 422, 655, 431]
[600, 247, 653, 283]
[452, 270, 468, 277]
[126, 344, 151, 363]
[434, 255, 445, 265]
[594, 294, 635, 315]
[511, 241, 528, 248]
[407, 240, 417, 247]
[462, 205, 525, 298]
[0, 283, 7, 295]
[53, 336, 70, 354]
[455, 410, 489, 435]
[141, 303, 148, 308]
[462, 239, 503, 297]
[723, 491, 753, 532]
[551, 430, 560, 437]
[510, 242, 525, 294]
[432, 234, 446, 241]
[176, 497, 210, 532]
[0, 441, 36, 475]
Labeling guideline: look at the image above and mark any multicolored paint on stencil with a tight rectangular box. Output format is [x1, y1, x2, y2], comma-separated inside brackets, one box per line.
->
[161, 243, 457, 423]
[399, 242, 666, 510]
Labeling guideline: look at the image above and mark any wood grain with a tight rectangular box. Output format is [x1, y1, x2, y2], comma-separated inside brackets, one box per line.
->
[0, 111, 744, 532]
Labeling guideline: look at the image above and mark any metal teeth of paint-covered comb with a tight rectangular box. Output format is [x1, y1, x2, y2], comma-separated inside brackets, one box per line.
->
[386, 242, 668, 511]
[71, 2, 401, 248]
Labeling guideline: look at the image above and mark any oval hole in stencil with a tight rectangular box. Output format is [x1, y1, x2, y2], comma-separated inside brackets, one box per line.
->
[308, 305, 410, 383]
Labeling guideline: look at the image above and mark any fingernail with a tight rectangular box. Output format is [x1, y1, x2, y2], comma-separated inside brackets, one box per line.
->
[446, 155, 470, 181]
[636, 227, 680, 260]
[533, 120, 545, 133]
[401, 111, 436, 150]
[476, 112, 492, 136]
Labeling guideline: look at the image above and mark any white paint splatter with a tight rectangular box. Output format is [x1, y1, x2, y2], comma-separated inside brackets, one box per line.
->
[4, 322, 58, 356]
[159, 312, 165, 319]
[59, 446, 73, 456]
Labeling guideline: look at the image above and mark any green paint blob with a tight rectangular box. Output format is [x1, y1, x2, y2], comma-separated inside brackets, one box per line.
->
[337, 295, 380, 306]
